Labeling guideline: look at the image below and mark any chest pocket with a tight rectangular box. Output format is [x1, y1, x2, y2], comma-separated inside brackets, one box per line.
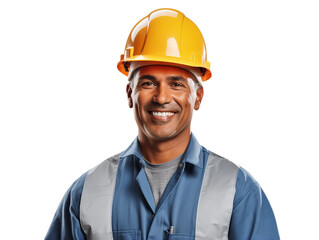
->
[113, 230, 141, 240]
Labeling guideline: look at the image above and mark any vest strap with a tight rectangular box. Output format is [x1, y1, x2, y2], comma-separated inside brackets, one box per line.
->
[80, 154, 120, 239]
[195, 151, 239, 240]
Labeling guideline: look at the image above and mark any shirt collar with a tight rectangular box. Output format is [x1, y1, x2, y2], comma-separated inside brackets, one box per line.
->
[120, 133, 203, 168]
[181, 133, 203, 168]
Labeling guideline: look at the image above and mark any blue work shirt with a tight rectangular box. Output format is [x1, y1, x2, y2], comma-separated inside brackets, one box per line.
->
[45, 134, 280, 239]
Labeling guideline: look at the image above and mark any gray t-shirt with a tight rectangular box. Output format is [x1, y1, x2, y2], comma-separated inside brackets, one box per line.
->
[144, 154, 183, 207]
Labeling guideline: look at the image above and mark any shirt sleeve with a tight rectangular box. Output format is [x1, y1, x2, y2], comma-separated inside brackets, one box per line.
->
[228, 167, 280, 240]
[45, 173, 87, 240]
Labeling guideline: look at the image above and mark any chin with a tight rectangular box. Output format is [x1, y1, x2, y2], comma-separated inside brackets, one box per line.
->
[144, 128, 180, 141]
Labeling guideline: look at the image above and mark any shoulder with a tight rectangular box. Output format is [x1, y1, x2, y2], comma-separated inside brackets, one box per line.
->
[206, 150, 239, 170]
[62, 172, 88, 214]
[204, 150, 263, 206]
[85, 153, 120, 180]
[65, 153, 121, 206]
[229, 167, 280, 239]
[233, 167, 262, 207]
[205, 150, 239, 183]
[205, 149, 261, 199]
[45, 154, 122, 239]
[45, 172, 88, 239]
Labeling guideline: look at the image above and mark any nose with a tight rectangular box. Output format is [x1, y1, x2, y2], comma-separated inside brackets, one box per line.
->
[153, 84, 172, 104]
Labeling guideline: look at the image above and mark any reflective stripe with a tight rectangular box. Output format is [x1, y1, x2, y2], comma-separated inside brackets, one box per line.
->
[196, 151, 239, 240]
[80, 154, 120, 240]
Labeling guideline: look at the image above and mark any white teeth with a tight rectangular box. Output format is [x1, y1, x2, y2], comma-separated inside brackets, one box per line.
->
[152, 112, 174, 117]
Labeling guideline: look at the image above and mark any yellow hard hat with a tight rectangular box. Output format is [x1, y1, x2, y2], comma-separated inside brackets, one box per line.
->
[117, 8, 212, 81]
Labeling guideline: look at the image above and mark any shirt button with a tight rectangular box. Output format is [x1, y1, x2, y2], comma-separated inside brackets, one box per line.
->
[179, 163, 183, 168]
[152, 214, 155, 218]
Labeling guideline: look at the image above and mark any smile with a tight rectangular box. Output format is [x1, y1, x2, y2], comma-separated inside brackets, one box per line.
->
[148, 111, 176, 121]
[151, 111, 175, 117]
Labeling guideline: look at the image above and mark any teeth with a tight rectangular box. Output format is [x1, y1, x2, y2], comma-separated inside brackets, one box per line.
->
[152, 112, 174, 117]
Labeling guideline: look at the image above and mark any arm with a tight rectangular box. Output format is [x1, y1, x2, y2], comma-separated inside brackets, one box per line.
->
[45, 173, 87, 240]
[228, 168, 280, 240]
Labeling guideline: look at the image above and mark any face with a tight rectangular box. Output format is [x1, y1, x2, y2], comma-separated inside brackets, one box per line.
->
[127, 65, 204, 142]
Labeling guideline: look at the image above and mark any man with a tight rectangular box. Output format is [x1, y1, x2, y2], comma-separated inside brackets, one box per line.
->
[45, 8, 280, 240]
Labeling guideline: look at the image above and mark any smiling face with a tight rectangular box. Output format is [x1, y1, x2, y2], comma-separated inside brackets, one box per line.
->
[127, 65, 204, 142]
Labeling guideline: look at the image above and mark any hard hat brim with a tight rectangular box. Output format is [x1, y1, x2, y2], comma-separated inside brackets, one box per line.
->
[117, 54, 211, 81]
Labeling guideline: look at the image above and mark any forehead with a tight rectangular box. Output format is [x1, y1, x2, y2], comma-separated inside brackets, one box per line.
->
[136, 65, 195, 80]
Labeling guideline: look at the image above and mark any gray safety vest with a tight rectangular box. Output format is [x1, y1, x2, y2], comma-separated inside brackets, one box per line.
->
[80, 152, 239, 240]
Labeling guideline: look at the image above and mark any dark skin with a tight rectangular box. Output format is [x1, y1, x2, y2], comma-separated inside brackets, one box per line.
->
[126, 65, 204, 164]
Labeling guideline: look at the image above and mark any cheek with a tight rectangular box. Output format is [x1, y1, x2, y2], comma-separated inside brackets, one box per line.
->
[132, 92, 142, 119]
[174, 94, 193, 114]
[132, 91, 150, 117]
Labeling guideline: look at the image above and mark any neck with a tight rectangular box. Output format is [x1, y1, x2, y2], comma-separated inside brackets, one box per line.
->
[138, 130, 191, 164]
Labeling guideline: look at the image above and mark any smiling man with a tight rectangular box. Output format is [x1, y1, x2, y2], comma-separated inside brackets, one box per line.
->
[45, 9, 280, 240]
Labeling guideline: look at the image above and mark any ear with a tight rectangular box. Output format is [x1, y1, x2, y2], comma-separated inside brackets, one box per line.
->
[194, 86, 204, 110]
[126, 84, 133, 108]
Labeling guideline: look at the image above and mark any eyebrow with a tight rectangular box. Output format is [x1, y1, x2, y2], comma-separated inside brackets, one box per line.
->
[138, 75, 156, 82]
[166, 76, 187, 82]
[138, 75, 187, 82]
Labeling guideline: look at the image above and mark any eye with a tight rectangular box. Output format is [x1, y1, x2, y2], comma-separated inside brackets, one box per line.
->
[138, 81, 155, 87]
[171, 82, 185, 87]
[141, 82, 154, 86]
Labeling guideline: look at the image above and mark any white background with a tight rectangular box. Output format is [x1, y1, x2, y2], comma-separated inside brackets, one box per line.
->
[1, 0, 318, 239]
